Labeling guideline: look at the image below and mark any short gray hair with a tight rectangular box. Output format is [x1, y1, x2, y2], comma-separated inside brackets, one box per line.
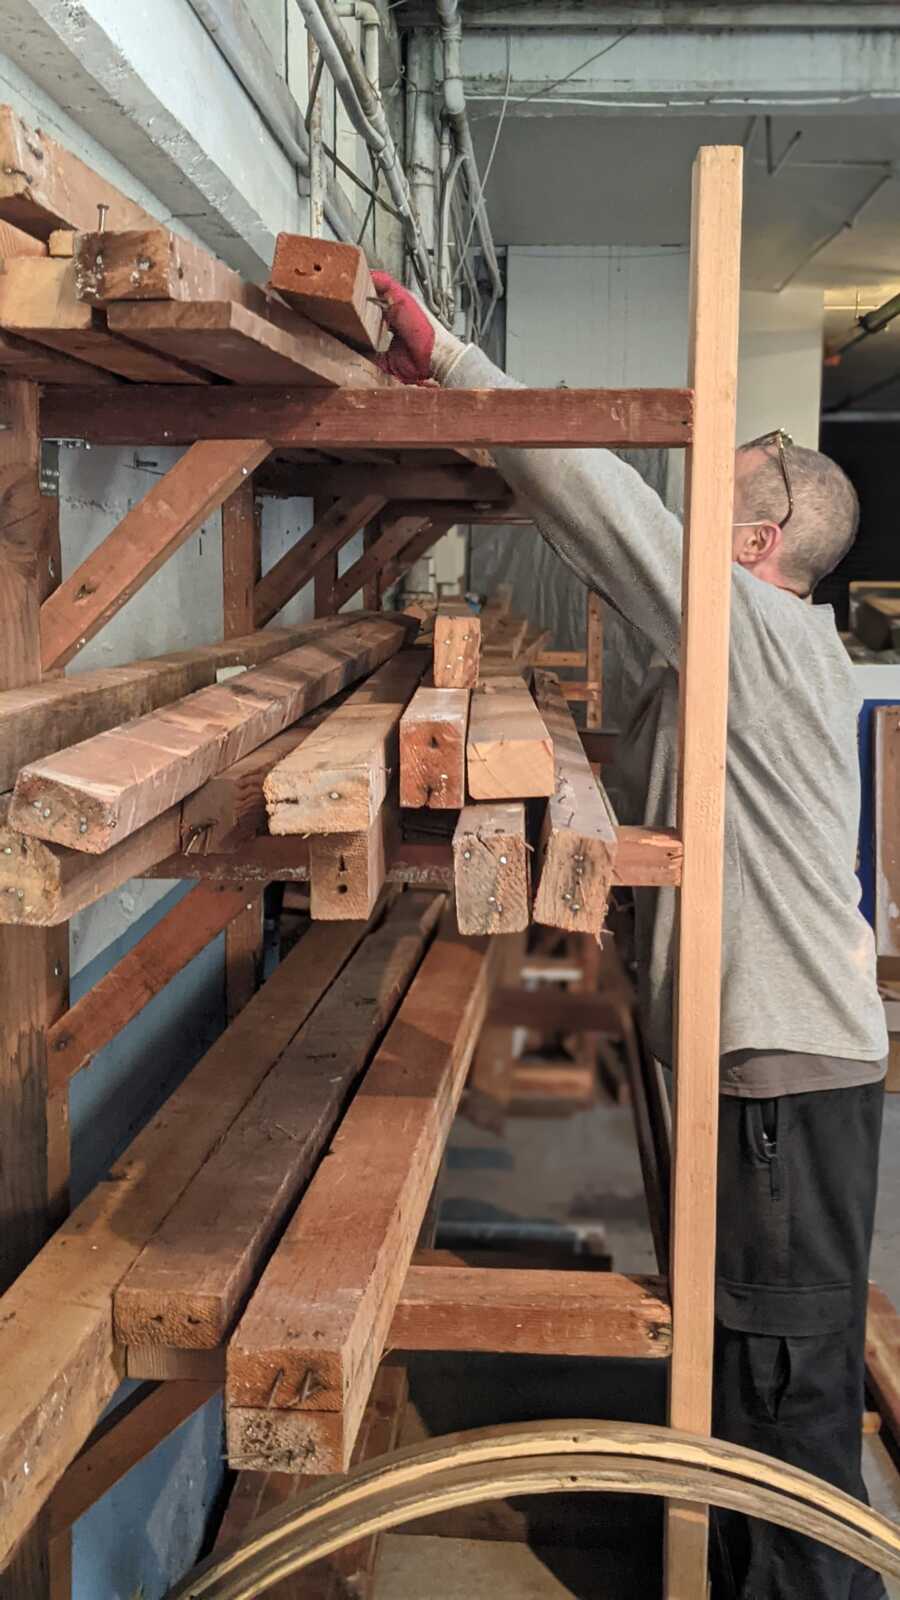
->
[737, 442, 860, 592]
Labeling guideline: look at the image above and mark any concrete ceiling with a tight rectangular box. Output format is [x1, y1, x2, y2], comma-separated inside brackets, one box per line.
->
[470, 111, 900, 292]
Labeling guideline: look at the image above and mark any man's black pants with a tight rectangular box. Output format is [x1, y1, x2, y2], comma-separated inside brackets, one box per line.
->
[711, 1080, 886, 1600]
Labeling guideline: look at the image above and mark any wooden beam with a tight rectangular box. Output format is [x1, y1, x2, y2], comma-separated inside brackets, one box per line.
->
[0, 804, 183, 926]
[585, 591, 604, 729]
[269, 233, 386, 352]
[329, 511, 437, 613]
[46, 884, 251, 1087]
[481, 614, 529, 660]
[0, 106, 157, 239]
[400, 685, 469, 809]
[0, 920, 372, 1566]
[0, 219, 47, 258]
[227, 925, 495, 1473]
[115, 897, 440, 1356]
[106, 301, 388, 390]
[308, 800, 400, 921]
[0, 378, 41, 689]
[48, 1381, 217, 1541]
[379, 515, 455, 595]
[532, 670, 618, 935]
[221, 475, 264, 1021]
[453, 804, 530, 936]
[0, 258, 207, 384]
[40, 384, 695, 449]
[392, 1264, 670, 1358]
[666, 145, 743, 1600]
[0, 620, 358, 794]
[180, 720, 330, 856]
[0, 327, 118, 386]
[254, 494, 386, 628]
[265, 652, 425, 835]
[74, 228, 266, 311]
[40, 440, 271, 670]
[467, 677, 554, 800]
[13, 617, 415, 852]
[264, 464, 507, 503]
[434, 602, 481, 688]
[874, 706, 900, 958]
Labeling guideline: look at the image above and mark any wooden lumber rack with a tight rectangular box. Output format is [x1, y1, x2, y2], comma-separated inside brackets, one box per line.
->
[1, 121, 879, 1600]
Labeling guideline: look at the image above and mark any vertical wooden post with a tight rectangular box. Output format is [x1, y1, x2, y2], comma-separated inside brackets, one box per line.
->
[585, 590, 603, 729]
[362, 516, 382, 611]
[0, 378, 69, 1600]
[222, 479, 264, 1020]
[665, 146, 742, 1598]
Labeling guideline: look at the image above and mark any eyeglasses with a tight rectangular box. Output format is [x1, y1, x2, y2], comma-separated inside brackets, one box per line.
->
[742, 428, 795, 529]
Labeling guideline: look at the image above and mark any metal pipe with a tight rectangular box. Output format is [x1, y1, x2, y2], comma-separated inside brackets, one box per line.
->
[337, 2, 381, 87]
[435, 0, 504, 314]
[185, 0, 362, 246]
[829, 289, 900, 360]
[294, 0, 438, 306]
[308, 34, 325, 238]
[406, 31, 437, 281]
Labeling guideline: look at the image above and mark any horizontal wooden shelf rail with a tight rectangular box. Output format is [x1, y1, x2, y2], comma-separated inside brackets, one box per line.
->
[0, 824, 683, 926]
[120, 1257, 671, 1383]
[40, 385, 694, 450]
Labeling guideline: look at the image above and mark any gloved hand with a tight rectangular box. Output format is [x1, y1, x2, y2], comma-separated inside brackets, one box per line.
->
[372, 272, 467, 385]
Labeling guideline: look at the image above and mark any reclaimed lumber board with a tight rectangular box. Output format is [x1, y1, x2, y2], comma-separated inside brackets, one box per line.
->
[48, 1380, 218, 1542]
[488, 986, 618, 1034]
[466, 676, 554, 800]
[265, 652, 426, 834]
[226, 925, 495, 1473]
[214, 1365, 408, 1600]
[12, 617, 415, 853]
[0, 327, 118, 385]
[399, 685, 469, 809]
[0, 107, 157, 239]
[40, 384, 695, 449]
[0, 378, 41, 690]
[0, 258, 206, 383]
[222, 478, 259, 642]
[481, 614, 529, 660]
[453, 804, 530, 936]
[532, 670, 618, 935]
[0, 219, 47, 257]
[434, 603, 481, 689]
[180, 722, 329, 856]
[115, 896, 441, 1355]
[309, 799, 401, 922]
[0, 620, 358, 793]
[270, 233, 386, 352]
[47, 884, 251, 1087]
[0, 919, 373, 1567]
[666, 146, 743, 1594]
[74, 228, 267, 310]
[40, 439, 272, 670]
[255, 494, 387, 628]
[585, 591, 604, 728]
[464, 929, 526, 1132]
[107, 301, 389, 389]
[379, 515, 456, 597]
[391, 1265, 670, 1358]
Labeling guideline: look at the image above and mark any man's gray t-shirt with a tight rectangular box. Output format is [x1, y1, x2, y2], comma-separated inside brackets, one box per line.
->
[449, 346, 888, 1093]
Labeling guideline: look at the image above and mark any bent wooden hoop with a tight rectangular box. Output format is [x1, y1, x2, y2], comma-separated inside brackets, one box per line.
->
[170, 1422, 900, 1598]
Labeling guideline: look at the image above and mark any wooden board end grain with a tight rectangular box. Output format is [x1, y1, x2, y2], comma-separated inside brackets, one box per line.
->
[269, 233, 387, 352]
[399, 685, 469, 809]
[532, 670, 618, 935]
[433, 603, 481, 689]
[309, 801, 400, 921]
[466, 676, 554, 800]
[452, 804, 530, 936]
[0, 106, 157, 238]
[226, 925, 495, 1473]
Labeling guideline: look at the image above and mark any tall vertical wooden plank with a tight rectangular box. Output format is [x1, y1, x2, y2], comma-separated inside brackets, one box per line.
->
[665, 145, 743, 1599]
[222, 478, 264, 1020]
[0, 378, 63, 1600]
[585, 591, 603, 730]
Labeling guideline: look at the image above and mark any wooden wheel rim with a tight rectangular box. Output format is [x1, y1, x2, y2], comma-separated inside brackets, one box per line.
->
[170, 1422, 900, 1598]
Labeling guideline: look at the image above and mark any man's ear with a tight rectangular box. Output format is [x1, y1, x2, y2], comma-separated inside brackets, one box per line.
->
[734, 520, 781, 570]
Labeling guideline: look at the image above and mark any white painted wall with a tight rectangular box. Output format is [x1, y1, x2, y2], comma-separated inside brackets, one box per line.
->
[506, 246, 824, 446]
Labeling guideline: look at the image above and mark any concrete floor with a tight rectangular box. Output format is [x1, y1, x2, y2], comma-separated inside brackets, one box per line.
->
[371, 1090, 900, 1598]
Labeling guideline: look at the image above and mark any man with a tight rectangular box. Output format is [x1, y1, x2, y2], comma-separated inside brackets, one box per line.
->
[373, 272, 889, 1600]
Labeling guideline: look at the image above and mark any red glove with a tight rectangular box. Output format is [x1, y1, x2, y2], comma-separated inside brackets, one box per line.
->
[372, 271, 435, 384]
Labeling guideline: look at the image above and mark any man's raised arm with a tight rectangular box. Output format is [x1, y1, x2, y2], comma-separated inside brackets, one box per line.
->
[375, 272, 684, 664]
